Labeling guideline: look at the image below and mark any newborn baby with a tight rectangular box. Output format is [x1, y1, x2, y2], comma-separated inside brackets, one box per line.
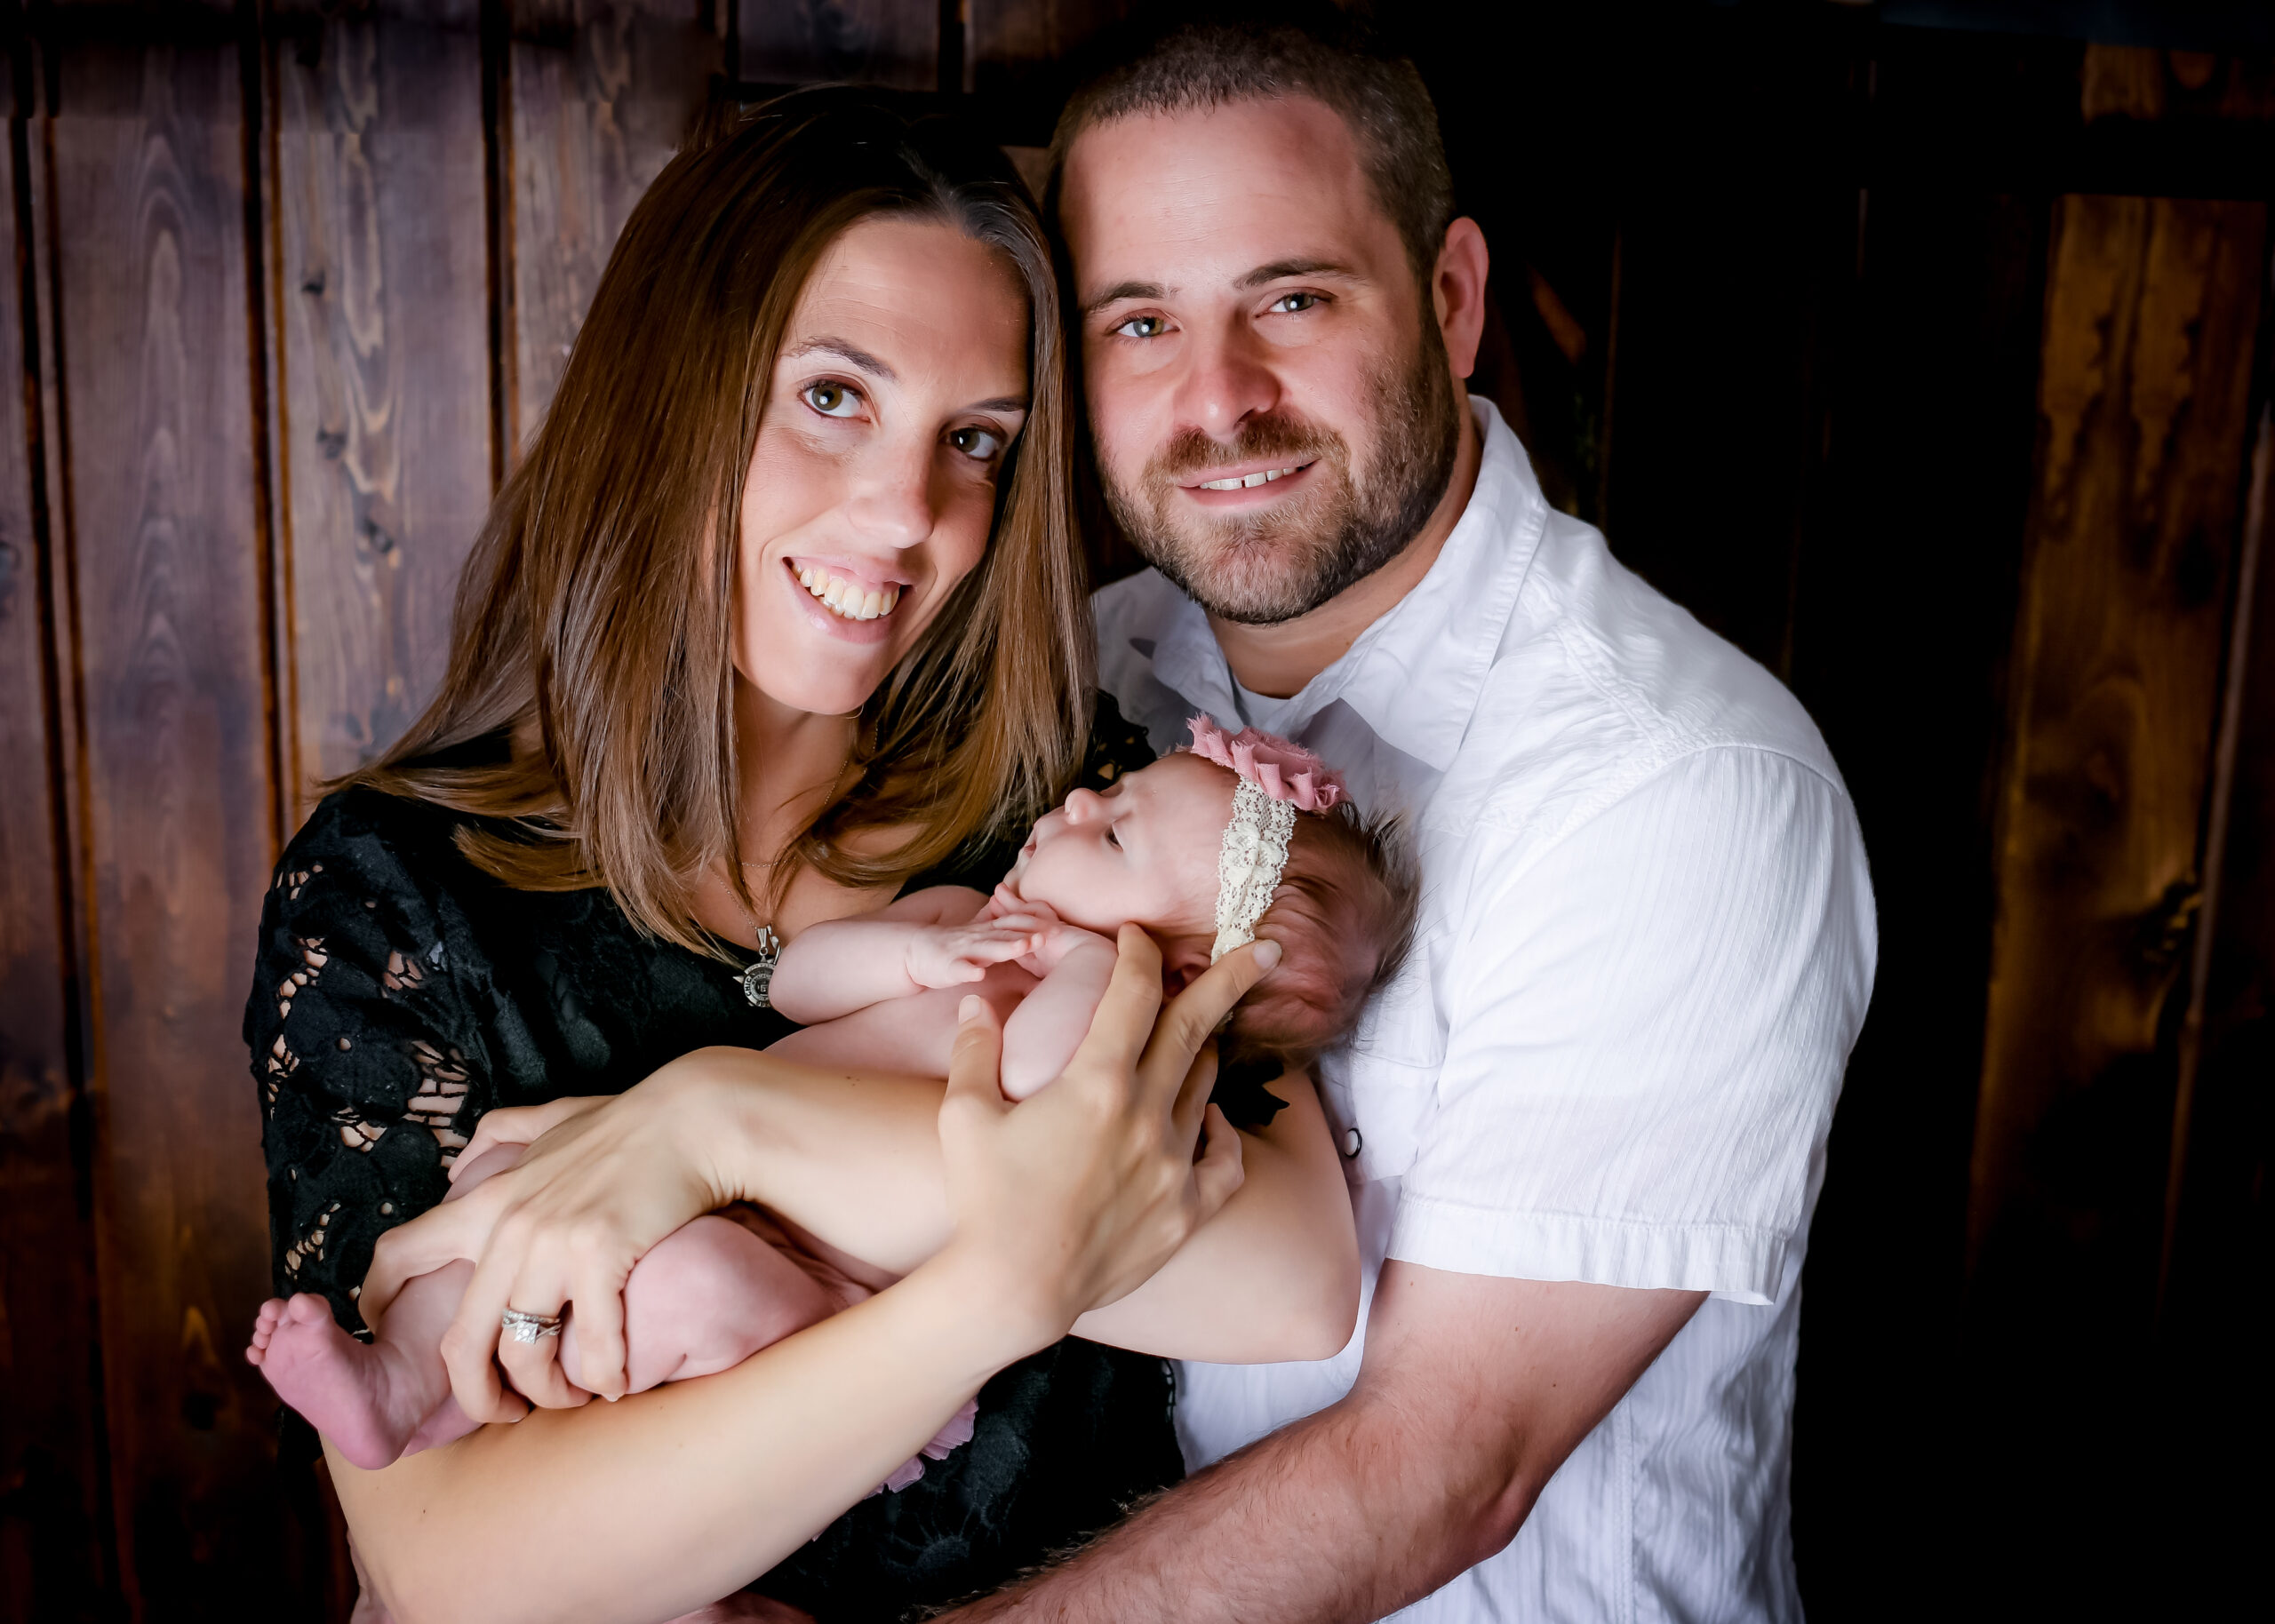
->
[247, 717, 1415, 1485]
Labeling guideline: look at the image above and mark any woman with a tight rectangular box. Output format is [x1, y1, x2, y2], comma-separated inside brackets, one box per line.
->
[252, 90, 1353, 1622]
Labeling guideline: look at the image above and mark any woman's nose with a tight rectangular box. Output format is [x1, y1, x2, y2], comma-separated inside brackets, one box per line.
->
[1062, 788, 1107, 824]
[844, 439, 936, 550]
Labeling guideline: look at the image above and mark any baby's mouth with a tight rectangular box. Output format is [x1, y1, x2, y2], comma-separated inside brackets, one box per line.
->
[790, 561, 903, 622]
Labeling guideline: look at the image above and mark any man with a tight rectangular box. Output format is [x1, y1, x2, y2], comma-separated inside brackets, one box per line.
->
[946, 11, 1875, 1623]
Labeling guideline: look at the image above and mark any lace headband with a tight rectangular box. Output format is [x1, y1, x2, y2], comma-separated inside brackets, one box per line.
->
[1183, 715, 1347, 962]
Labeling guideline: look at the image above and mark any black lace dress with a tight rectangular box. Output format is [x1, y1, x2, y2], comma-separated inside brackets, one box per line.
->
[247, 703, 1198, 1623]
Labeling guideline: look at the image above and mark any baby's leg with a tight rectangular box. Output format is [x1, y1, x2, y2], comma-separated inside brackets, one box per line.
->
[559, 1214, 840, 1394]
[246, 1146, 523, 1470]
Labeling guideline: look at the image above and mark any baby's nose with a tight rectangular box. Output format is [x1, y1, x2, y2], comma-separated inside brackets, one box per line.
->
[1063, 788, 1107, 823]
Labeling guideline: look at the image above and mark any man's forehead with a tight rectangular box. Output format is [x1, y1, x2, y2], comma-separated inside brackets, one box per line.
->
[1061, 96, 1389, 290]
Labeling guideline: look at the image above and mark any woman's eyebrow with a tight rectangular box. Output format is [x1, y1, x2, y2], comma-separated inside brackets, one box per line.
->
[966, 394, 1029, 414]
[781, 336, 897, 381]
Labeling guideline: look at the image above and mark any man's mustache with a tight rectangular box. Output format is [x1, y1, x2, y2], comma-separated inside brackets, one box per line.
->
[1146, 416, 1346, 483]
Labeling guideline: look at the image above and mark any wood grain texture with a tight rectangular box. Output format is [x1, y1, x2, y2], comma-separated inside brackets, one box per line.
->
[510, 0, 721, 447]
[738, 0, 936, 91]
[272, 1, 494, 801]
[41, 29, 286, 1620]
[969, 0, 1129, 100]
[1969, 195, 2268, 1292]
[0, 43, 108, 1624]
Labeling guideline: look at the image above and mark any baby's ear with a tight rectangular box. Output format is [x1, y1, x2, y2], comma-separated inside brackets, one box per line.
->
[1160, 935, 1213, 998]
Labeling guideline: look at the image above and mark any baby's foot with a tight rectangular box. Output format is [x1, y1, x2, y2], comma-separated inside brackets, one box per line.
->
[246, 1294, 437, 1471]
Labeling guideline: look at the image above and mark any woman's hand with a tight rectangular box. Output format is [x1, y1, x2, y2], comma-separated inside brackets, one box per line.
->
[932, 925, 1268, 1343]
[363, 1063, 742, 1421]
[451, 1096, 610, 1180]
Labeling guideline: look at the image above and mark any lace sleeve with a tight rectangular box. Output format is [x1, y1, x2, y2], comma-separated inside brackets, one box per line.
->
[245, 792, 499, 1333]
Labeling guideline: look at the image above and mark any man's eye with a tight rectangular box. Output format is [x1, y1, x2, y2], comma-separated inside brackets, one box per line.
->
[1269, 292, 1321, 314]
[802, 380, 863, 418]
[948, 425, 1005, 461]
[1113, 314, 1168, 339]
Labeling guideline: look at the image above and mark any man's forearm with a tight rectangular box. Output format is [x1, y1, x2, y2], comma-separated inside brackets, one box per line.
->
[938, 1386, 1510, 1624]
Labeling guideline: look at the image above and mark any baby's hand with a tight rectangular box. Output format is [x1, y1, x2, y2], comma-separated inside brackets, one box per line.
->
[905, 917, 1050, 989]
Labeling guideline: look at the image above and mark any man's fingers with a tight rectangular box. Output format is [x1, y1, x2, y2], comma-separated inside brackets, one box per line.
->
[945, 996, 1010, 1117]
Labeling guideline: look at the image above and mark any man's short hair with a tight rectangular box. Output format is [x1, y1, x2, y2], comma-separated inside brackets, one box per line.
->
[1047, 3, 1456, 287]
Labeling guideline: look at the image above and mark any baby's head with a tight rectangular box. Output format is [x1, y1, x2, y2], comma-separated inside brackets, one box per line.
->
[1008, 718, 1418, 1065]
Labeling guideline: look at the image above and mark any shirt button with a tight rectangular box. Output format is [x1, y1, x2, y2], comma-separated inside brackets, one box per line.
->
[1342, 1128, 1363, 1158]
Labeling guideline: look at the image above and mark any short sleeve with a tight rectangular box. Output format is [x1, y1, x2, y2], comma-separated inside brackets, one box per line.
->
[247, 793, 502, 1332]
[1388, 747, 1876, 1304]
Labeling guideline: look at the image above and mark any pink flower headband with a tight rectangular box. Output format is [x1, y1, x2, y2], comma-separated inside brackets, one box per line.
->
[1181, 715, 1349, 961]
[1182, 714, 1347, 812]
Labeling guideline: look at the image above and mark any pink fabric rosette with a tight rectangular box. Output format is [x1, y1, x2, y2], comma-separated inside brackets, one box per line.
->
[1182, 713, 1348, 813]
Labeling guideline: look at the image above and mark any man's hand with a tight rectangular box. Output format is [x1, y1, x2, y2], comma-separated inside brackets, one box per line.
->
[933, 1263, 1704, 1624]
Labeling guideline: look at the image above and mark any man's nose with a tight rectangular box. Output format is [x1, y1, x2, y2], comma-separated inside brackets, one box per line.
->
[1171, 316, 1281, 442]
[843, 436, 935, 549]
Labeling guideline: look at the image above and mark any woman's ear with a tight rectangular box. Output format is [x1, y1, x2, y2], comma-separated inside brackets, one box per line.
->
[1160, 935, 1213, 998]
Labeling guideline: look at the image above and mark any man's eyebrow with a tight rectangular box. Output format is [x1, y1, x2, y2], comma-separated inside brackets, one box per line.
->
[1082, 280, 1170, 317]
[1237, 258, 1361, 289]
[780, 336, 898, 382]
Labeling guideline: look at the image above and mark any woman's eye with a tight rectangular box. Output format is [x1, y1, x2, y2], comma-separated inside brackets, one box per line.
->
[1268, 291, 1321, 314]
[948, 425, 1005, 461]
[1113, 314, 1168, 339]
[802, 380, 863, 418]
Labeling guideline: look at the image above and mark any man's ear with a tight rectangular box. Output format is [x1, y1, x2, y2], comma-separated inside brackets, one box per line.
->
[1161, 935, 1214, 998]
[1432, 217, 1491, 381]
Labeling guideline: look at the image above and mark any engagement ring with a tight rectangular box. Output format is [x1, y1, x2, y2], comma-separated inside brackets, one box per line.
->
[500, 1307, 564, 1343]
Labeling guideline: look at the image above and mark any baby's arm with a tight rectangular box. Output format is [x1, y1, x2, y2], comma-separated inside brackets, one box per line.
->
[996, 926, 1120, 1100]
[767, 886, 1046, 1024]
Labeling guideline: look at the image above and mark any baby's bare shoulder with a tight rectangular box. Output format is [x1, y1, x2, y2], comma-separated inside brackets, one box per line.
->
[867, 884, 992, 927]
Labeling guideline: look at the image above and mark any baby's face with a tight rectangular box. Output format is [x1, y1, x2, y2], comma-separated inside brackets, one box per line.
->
[1006, 752, 1231, 935]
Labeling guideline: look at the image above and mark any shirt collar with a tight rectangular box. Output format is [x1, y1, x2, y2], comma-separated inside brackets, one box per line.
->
[1145, 398, 1548, 774]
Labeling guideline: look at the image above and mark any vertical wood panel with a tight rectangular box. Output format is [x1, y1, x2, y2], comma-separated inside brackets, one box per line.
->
[970, 0, 1128, 100]
[42, 25, 285, 1617]
[509, 0, 719, 447]
[1969, 195, 2268, 1293]
[738, 0, 936, 91]
[0, 35, 108, 1624]
[272, 1, 493, 802]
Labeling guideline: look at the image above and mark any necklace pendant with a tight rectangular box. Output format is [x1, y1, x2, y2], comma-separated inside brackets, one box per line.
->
[740, 926, 781, 1009]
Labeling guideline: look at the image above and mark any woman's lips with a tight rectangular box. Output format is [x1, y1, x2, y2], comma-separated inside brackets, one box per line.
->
[780, 558, 900, 645]
[789, 559, 903, 621]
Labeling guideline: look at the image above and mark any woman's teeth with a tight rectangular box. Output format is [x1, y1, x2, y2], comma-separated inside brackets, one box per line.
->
[794, 565, 900, 621]
[1198, 464, 1305, 491]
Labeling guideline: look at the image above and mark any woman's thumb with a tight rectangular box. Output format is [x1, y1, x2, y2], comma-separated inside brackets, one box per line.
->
[945, 994, 1009, 1116]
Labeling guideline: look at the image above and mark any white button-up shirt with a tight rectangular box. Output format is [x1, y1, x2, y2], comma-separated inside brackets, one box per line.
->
[1095, 400, 1876, 1624]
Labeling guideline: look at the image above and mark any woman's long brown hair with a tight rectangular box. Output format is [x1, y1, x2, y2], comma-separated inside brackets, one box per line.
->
[341, 89, 1092, 957]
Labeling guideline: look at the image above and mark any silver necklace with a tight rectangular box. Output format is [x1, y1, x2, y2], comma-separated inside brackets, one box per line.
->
[731, 736, 853, 1010]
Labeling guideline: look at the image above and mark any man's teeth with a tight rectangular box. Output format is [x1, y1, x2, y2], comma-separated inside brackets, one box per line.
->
[794, 565, 900, 621]
[1199, 465, 1305, 491]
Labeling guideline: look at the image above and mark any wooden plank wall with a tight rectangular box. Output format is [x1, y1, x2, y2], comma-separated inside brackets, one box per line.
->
[0, 5, 2269, 1621]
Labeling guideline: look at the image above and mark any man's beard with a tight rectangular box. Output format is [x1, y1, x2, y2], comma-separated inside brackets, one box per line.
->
[1099, 324, 1462, 627]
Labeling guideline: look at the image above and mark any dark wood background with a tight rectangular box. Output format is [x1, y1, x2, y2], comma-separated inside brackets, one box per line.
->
[1, 3, 2269, 1620]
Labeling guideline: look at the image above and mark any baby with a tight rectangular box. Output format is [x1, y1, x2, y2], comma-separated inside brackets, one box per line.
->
[246, 717, 1416, 1487]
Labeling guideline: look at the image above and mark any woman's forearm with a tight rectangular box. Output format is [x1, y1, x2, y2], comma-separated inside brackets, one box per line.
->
[342, 1246, 1038, 1624]
[702, 1051, 1359, 1363]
